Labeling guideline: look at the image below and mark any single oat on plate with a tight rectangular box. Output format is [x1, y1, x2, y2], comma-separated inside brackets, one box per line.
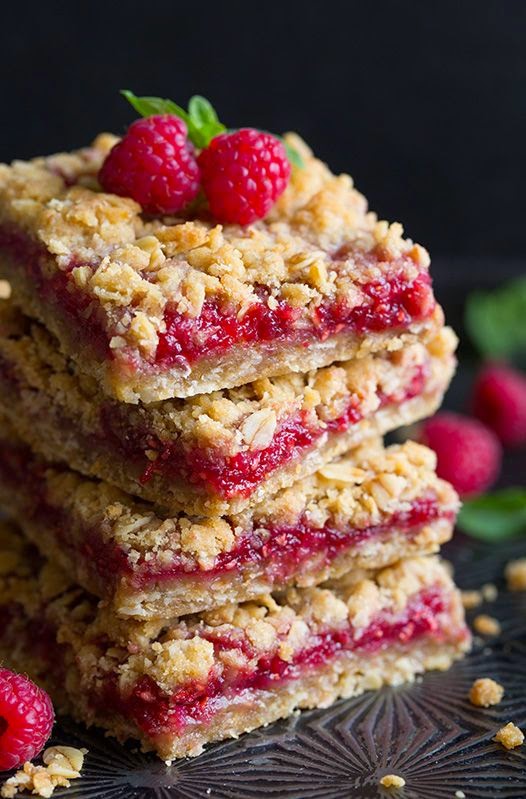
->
[380, 774, 406, 788]
[505, 558, 526, 592]
[473, 614, 501, 636]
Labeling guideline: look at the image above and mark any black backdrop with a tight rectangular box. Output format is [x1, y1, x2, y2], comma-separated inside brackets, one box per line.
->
[1, 0, 526, 262]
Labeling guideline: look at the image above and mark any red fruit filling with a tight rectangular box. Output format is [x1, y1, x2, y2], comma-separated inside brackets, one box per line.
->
[98, 587, 455, 738]
[139, 363, 429, 498]
[0, 441, 449, 594]
[0, 225, 434, 373]
[156, 270, 435, 367]
[121, 494, 447, 589]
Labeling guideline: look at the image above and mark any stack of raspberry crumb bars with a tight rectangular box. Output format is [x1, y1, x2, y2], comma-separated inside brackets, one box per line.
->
[0, 124, 470, 760]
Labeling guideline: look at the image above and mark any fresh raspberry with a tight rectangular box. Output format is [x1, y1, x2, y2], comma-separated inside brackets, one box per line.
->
[198, 128, 291, 225]
[419, 412, 502, 498]
[471, 363, 526, 447]
[0, 669, 54, 771]
[99, 115, 200, 215]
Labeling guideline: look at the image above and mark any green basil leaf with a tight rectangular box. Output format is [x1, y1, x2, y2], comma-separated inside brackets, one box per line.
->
[120, 90, 190, 125]
[186, 96, 225, 148]
[465, 278, 526, 360]
[457, 488, 526, 541]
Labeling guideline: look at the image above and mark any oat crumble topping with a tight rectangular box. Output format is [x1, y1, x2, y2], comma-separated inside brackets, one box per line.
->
[0, 298, 455, 463]
[1, 435, 457, 574]
[0, 519, 462, 699]
[0, 133, 432, 363]
[468, 677, 504, 707]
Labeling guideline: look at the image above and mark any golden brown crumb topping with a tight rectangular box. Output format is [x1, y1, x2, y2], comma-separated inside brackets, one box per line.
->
[0, 746, 86, 798]
[473, 615, 501, 637]
[0, 134, 431, 358]
[505, 558, 526, 592]
[469, 677, 504, 707]
[0, 522, 462, 698]
[0, 298, 456, 459]
[493, 722, 524, 750]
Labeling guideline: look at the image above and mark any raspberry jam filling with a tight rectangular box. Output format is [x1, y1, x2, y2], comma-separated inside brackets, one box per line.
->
[101, 587, 451, 738]
[140, 363, 429, 498]
[0, 443, 449, 596]
[155, 270, 435, 366]
[126, 494, 447, 588]
[0, 226, 434, 372]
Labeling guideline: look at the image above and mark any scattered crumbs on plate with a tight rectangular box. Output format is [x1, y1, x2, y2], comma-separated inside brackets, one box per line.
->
[473, 614, 501, 636]
[493, 722, 524, 750]
[469, 677, 504, 707]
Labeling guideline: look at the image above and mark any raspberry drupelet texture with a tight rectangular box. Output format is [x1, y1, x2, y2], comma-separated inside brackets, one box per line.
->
[471, 363, 526, 447]
[419, 412, 502, 498]
[99, 115, 200, 214]
[198, 128, 291, 224]
[0, 669, 54, 771]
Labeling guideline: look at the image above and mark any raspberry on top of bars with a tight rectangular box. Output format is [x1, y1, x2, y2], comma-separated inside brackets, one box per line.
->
[0, 92, 438, 402]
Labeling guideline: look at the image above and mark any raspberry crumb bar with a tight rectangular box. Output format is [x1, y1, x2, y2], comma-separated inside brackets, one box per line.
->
[0, 430, 458, 618]
[0, 524, 470, 760]
[0, 134, 440, 402]
[0, 301, 456, 515]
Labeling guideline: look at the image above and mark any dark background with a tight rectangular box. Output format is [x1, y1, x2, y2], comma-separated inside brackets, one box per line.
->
[1, 0, 525, 265]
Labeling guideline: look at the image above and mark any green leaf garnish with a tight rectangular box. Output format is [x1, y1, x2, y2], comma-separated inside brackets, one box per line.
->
[465, 277, 526, 361]
[122, 90, 225, 150]
[121, 90, 190, 124]
[187, 95, 225, 148]
[120, 91, 303, 168]
[283, 141, 304, 169]
[457, 488, 526, 541]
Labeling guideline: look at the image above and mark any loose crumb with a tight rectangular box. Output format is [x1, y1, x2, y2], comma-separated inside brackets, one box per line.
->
[454, 792, 466, 798]
[505, 558, 526, 592]
[461, 590, 483, 609]
[0, 746, 87, 798]
[380, 774, 406, 788]
[469, 677, 504, 707]
[493, 722, 524, 750]
[481, 583, 498, 602]
[473, 614, 501, 636]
